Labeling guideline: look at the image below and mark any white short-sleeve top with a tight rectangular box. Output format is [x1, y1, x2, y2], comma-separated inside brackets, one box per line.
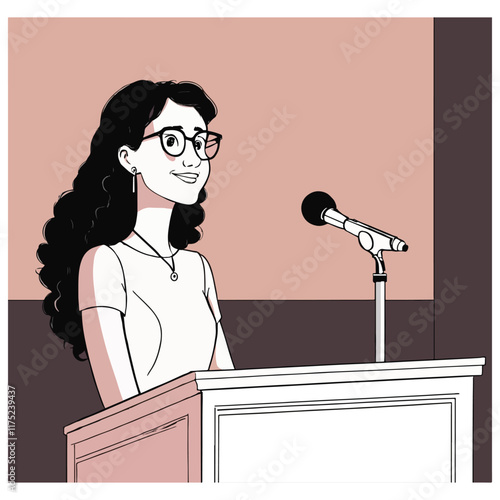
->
[78, 242, 221, 393]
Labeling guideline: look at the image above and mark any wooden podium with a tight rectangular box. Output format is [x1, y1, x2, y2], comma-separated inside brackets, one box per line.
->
[64, 357, 485, 483]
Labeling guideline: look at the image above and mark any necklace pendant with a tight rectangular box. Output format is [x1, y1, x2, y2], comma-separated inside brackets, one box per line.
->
[170, 272, 178, 281]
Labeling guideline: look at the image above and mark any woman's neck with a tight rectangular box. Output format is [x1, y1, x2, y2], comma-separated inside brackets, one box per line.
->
[125, 175, 175, 256]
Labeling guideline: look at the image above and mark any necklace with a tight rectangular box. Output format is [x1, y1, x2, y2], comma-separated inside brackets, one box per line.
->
[132, 230, 178, 281]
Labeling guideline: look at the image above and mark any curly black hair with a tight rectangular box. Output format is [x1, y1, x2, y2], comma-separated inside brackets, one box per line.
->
[36, 80, 218, 361]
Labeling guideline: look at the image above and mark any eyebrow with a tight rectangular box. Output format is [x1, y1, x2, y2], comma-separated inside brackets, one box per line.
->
[168, 125, 207, 133]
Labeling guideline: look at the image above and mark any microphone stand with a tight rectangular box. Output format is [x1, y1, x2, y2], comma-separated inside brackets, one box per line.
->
[372, 251, 387, 362]
[356, 231, 388, 362]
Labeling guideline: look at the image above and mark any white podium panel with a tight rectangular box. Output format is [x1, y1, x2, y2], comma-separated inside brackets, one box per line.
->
[217, 399, 453, 482]
[199, 359, 482, 483]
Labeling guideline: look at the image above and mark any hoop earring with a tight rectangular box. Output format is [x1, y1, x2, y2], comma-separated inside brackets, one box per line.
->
[131, 167, 137, 193]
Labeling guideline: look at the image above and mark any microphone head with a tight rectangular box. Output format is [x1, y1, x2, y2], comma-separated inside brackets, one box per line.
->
[301, 191, 337, 226]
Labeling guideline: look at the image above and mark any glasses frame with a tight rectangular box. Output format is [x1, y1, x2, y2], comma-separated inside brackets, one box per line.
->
[142, 126, 223, 160]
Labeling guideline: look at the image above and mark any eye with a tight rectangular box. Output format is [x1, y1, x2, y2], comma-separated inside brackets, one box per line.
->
[165, 135, 178, 147]
[194, 134, 206, 150]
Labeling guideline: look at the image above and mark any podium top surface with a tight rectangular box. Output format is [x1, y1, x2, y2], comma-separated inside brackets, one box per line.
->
[194, 356, 485, 385]
[64, 357, 485, 435]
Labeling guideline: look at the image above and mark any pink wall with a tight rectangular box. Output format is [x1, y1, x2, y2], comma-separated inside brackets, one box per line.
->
[9, 18, 433, 300]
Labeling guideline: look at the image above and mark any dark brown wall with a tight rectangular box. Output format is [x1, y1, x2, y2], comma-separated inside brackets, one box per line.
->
[434, 18, 492, 482]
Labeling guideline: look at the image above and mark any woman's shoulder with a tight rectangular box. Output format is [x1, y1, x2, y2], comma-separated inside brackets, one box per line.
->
[176, 249, 215, 282]
[78, 245, 126, 313]
[176, 249, 211, 266]
[79, 244, 124, 274]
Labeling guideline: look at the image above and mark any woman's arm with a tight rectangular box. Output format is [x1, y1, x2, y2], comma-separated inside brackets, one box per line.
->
[210, 322, 234, 370]
[79, 246, 140, 407]
[82, 307, 140, 407]
[200, 254, 235, 371]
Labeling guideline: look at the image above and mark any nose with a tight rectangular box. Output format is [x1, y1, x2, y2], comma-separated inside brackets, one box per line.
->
[182, 141, 202, 168]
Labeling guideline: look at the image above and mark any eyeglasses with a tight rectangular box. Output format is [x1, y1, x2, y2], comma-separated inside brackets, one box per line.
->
[142, 126, 222, 160]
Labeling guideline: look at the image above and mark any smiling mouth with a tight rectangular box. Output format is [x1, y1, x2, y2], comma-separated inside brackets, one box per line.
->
[172, 172, 199, 184]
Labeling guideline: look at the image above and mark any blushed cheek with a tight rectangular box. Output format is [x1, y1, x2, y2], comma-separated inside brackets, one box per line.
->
[154, 150, 177, 163]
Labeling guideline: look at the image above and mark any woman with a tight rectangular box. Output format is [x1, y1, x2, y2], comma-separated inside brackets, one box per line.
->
[37, 80, 234, 408]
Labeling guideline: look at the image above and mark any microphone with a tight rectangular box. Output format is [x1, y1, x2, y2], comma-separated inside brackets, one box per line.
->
[301, 191, 408, 254]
